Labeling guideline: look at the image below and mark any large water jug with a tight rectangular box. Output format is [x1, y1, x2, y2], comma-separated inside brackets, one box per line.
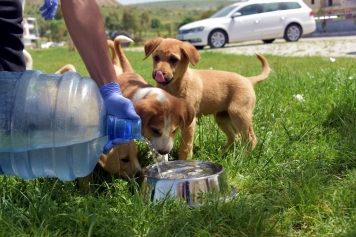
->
[0, 70, 142, 181]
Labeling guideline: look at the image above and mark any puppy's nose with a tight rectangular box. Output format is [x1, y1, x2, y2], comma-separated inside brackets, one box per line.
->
[157, 149, 169, 155]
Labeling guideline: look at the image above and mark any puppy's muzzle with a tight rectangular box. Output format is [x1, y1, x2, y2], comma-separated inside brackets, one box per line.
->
[152, 71, 172, 86]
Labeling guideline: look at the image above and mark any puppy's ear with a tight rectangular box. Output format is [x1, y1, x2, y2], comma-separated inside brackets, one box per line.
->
[98, 151, 120, 174]
[178, 99, 196, 129]
[143, 37, 163, 60]
[180, 42, 200, 66]
[134, 100, 154, 134]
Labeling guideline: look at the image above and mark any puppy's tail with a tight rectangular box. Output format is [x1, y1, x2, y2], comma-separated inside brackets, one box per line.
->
[107, 39, 121, 68]
[248, 54, 270, 85]
[55, 64, 76, 74]
[23, 49, 33, 70]
[114, 35, 134, 73]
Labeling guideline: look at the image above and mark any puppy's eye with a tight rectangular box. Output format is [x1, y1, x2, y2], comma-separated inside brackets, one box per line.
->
[153, 55, 160, 62]
[151, 128, 161, 135]
[169, 57, 178, 64]
[121, 158, 130, 163]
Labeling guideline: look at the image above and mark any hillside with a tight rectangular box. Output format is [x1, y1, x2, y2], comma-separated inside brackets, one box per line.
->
[26, 0, 230, 10]
[129, 1, 230, 10]
[26, 0, 121, 7]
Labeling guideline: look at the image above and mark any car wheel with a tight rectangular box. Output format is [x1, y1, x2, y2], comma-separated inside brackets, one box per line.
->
[208, 29, 227, 48]
[111, 30, 131, 47]
[262, 39, 275, 44]
[284, 24, 302, 42]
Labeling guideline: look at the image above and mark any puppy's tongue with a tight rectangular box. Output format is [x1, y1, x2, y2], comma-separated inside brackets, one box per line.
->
[155, 71, 165, 83]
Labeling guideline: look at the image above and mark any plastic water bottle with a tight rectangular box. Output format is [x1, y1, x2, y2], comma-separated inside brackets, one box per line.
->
[0, 70, 142, 181]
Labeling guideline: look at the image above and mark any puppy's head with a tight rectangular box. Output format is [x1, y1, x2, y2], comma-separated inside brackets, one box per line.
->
[143, 38, 200, 86]
[98, 140, 142, 180]
[134, 91, 195, 155]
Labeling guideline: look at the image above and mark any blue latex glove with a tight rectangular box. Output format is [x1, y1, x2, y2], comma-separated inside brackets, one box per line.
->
[100, 82, 140, 154]
[39, 0, 58, 21]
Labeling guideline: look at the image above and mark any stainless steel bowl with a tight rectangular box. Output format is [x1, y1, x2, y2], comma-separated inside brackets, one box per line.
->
[142, 160, 236, 207]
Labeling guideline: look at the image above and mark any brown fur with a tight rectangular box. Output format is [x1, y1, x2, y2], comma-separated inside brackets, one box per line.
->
[54, 64, 77, 74]
[144, 37, 270, 159]
[109, 36, 195, 161]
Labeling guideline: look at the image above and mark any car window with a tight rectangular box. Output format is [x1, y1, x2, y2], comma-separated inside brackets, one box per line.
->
[236, 4, 261, 16]
[281, 2, 301, 10]
[262, 3, 281, 13]
[210, 5, 240, 18]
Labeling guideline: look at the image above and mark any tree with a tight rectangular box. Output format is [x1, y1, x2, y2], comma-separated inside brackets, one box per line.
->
[49, 20, 67, 42]
[151, 18, 162, 29]
[199, 9, 215, 20]
[151, 18, 163, 36]
[105, 12, 121, 32]
[122, 10, 138, 35]
[164, 23, 172, 37]
[178, 16, 196, 29]
[54, 5, 63, 20]
[140, 11, 150, 36]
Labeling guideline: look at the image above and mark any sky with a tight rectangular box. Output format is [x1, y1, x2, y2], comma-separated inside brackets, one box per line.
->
[118, 0, 172, 5]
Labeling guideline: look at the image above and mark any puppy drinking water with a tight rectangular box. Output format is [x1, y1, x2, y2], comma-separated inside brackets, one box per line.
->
[108, 36, 195, 162]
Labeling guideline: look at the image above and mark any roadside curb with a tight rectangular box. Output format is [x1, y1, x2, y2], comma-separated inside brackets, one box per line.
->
[303, 31, 356, 38]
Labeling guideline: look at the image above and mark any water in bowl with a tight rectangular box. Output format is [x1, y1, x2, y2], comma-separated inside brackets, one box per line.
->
[147, 161, 222, 180]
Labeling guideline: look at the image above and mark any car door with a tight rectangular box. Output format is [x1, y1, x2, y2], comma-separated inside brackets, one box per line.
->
[259, 2, 286, 39]
[229, 3, 262, 42]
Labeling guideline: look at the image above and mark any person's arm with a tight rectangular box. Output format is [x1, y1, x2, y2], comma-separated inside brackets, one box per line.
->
[61, 0, 113, 86]
[60, 0, 140, 153]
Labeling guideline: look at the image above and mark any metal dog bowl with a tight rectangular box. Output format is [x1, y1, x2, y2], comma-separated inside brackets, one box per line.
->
[142, 160, 236, 207]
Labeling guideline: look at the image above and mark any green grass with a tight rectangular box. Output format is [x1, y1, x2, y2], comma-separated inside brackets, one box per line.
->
[1, 47, 356, 236]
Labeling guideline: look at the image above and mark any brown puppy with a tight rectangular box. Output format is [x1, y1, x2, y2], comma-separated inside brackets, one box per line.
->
[54, 64, 142, 191]
[109, 36, 195, 161]
[144, 38, 270, 159]
[98, 139, 141, 181]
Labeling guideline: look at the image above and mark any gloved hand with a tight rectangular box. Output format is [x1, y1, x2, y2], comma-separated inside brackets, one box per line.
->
[39, 0, 58, 21]
[99, 82, 140, 154]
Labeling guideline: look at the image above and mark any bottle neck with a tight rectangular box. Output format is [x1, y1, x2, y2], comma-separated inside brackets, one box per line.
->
[106, 115, 143, 140]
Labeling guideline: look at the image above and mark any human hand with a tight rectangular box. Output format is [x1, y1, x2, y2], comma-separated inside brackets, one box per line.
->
[40, 0, 58, 21]
[99, 82, 140, 154]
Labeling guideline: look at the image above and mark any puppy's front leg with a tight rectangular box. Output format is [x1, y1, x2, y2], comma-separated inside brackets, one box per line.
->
[77, 173, 94, 194]
[179, 117, 196, 160]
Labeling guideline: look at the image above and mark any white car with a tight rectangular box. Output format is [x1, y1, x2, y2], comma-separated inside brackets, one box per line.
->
[176, 0, 316, 49]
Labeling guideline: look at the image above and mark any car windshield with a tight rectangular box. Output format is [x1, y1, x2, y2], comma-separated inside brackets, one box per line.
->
[210, 5, 240, 18]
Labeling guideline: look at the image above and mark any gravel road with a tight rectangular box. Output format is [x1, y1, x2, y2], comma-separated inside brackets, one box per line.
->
[208, 36, 356, 58]
[128, 36, 355, 58]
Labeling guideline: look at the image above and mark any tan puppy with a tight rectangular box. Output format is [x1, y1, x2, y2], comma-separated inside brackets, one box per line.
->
[144, 38, 270, 159]
[98, 139, 141, 181]
[54, 64, 142, 191]
[109, 36, 195, 161]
